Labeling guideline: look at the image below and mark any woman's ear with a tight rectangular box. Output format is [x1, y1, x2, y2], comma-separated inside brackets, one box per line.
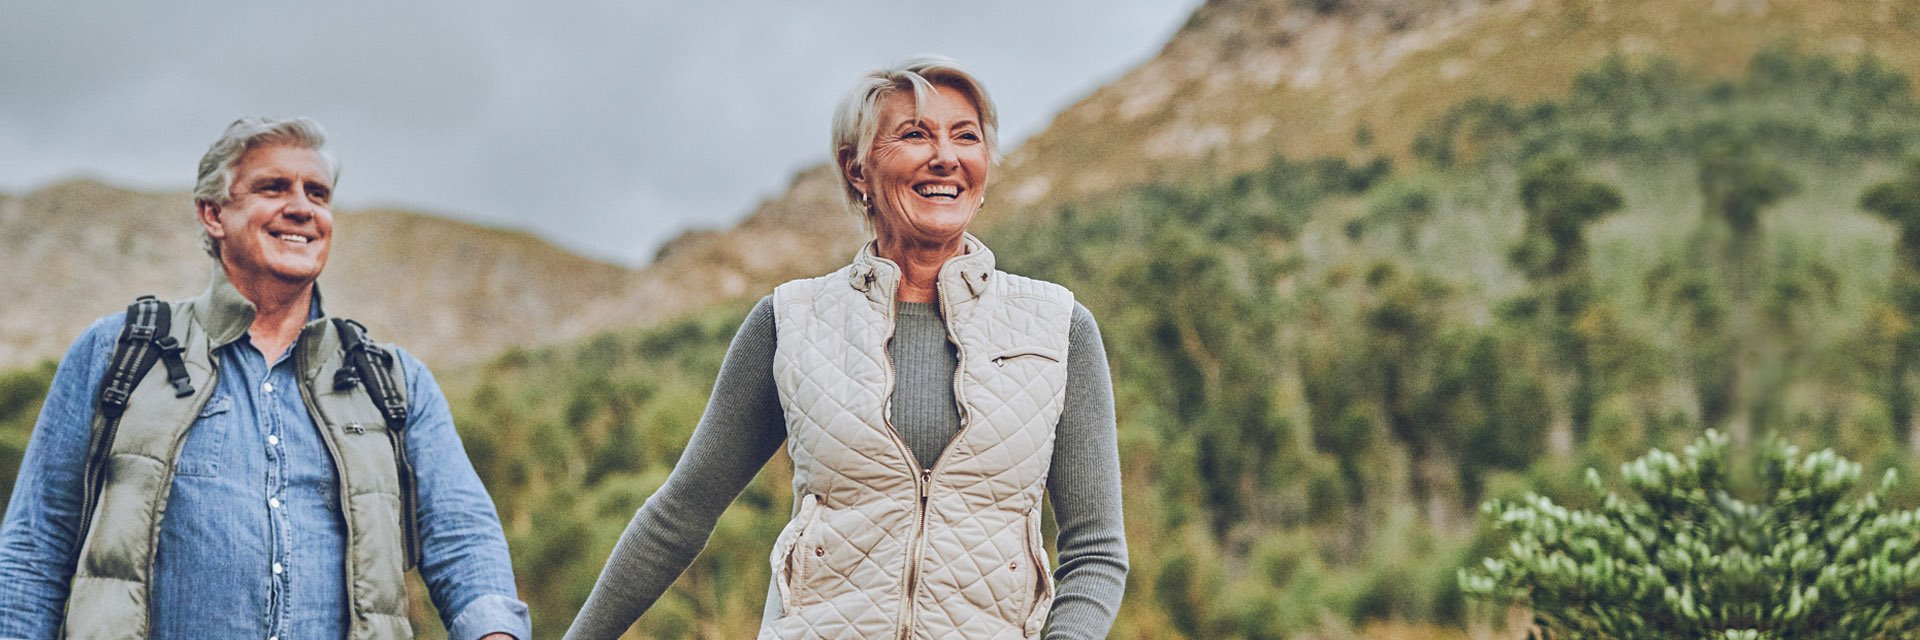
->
[840, 147, 867, 196]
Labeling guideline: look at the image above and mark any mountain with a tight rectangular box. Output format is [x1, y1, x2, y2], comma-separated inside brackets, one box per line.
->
[561, 0, 1920, 329]
[0, 179, 635, 369]
[993, 0, 1920, 215]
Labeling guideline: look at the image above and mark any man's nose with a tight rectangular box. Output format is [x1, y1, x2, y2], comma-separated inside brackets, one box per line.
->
[283, 191, 318, 219]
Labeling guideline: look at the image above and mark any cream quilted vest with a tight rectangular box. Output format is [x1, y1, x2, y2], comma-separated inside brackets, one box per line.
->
[762, 234, 1073, 640]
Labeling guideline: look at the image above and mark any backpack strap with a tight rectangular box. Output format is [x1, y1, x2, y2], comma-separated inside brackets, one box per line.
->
[331, 317, 422, 569]
[82, 296, 194, 541]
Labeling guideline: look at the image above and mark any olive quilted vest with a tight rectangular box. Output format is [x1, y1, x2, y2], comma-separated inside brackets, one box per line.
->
[762, 234, 1073, 640]
[64, 272, 414, 639]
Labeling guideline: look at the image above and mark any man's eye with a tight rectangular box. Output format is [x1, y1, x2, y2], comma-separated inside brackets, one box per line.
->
[308, 188, 330, 201]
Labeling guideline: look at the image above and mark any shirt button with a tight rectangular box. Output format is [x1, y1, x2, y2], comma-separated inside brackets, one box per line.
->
[269, 497, 282, 509]
[262, 381, 274, 393]
[266, 435, 280, 446]
[272, 562, 283, 575]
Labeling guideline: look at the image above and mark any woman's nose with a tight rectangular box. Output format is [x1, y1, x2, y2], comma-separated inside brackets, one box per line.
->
[929, 139, 958, 171]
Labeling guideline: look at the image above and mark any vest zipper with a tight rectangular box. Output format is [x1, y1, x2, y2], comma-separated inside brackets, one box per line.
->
[874, 281, 927, 640]
[898, 269, 983, 640]
[938, 274, 972, 439]
[879, 259, 990, 640]
[900, 467, 933, 640]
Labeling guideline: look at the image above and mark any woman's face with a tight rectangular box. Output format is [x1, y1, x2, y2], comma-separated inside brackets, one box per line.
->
[852, 85, 990, 247]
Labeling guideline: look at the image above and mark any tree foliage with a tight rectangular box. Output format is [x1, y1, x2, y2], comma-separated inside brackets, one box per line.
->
[1463, 431, 1920, 639]
[1512, 156, 1624, 280]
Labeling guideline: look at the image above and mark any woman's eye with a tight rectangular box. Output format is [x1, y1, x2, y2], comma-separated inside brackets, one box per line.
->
[958, 131, 980, 142]
[902, 130, 926, 139]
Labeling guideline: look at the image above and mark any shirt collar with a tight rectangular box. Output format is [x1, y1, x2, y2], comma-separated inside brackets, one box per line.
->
[191, 264, 328, 349]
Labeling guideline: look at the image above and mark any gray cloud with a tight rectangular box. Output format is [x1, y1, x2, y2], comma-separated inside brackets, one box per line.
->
[0, 1, 1200, 264]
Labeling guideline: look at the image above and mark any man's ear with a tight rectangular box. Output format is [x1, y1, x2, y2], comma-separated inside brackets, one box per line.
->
[196, 200, 225, 242]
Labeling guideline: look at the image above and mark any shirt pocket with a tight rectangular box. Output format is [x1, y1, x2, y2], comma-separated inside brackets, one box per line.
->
[175, 394, 232, 478]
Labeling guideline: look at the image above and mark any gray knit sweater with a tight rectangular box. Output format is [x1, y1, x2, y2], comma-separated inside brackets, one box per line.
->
[564, 297, 1129, 639]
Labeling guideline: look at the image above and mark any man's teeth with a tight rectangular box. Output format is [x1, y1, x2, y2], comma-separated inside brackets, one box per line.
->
[277, 234, 309, 244]
[914, 184, 959, 198]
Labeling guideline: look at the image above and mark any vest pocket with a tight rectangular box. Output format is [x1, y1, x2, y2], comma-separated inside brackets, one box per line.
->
[771, 493, 823, 615]
[176, 394, 232, 477]
[1022, 506, 1055, 638]
[990, 347, 1065, 367]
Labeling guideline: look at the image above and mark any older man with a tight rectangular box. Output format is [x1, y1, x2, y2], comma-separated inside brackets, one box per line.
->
[0, 118, 528, 640]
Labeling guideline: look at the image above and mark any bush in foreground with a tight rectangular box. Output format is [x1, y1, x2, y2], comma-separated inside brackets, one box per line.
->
[1462, 430, 1920, 639]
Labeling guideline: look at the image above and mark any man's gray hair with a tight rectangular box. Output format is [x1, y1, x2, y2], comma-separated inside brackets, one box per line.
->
[830, 55, 1000, 220]
[193, 117, 339, 258]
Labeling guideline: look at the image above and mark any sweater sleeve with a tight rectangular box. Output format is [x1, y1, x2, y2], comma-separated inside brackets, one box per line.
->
[564, 297, 787, 640]
[1042, 303, 1130, 638]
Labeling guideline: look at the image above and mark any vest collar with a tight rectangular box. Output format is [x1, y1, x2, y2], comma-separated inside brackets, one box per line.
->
[190, 265, 329, 351]
[296, 313, 341, 382]
[847, 233, 996, 308]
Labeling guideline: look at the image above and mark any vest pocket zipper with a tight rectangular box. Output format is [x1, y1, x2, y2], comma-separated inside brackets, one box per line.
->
[773, 493, 823, 615]
[990, 347, 1064, 367]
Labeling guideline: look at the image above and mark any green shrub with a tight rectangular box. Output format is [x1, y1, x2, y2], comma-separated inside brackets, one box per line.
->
[1462, 430, 1920, 639]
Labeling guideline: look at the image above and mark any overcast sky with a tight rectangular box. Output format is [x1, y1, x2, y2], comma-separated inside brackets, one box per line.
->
[0, 2, 1201, 265]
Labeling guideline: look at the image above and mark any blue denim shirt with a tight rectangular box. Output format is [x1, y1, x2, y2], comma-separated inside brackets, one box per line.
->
[0, 310, 531, 639]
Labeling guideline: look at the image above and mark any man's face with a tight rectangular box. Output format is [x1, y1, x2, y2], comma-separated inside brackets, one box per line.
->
[198, 144, 334, 287]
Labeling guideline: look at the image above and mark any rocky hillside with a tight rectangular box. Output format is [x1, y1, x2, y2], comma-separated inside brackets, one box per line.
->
[993, 0, 1920, 216]
[572, 0, 1920, 327]
[0, 179, 635, 369]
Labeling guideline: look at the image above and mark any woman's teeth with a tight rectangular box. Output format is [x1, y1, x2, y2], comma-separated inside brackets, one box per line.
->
[914, 184, 959, 199]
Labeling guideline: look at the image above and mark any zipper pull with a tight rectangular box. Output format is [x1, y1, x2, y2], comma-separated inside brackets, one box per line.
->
[920, 469, 932, 502]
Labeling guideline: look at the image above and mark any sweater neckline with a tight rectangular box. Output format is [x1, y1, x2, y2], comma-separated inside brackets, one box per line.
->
[897, 300, 939, 318]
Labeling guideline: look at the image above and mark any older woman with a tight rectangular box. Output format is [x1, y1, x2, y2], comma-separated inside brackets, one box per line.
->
[566, 56, 1127, 640]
